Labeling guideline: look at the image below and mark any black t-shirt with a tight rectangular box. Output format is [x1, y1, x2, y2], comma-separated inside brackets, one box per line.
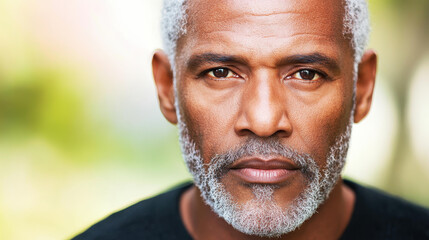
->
[73, 180, 429, 240]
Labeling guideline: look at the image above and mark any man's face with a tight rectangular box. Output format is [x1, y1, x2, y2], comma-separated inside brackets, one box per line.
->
[173, 0, 355, 237]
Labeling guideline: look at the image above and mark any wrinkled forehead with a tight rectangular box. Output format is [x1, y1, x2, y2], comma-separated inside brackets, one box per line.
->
[176, 0, 351, 63]
[188, 0, 345, 33]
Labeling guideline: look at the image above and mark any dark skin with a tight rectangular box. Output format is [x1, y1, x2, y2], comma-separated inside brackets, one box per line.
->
[152, 0, 377, 239]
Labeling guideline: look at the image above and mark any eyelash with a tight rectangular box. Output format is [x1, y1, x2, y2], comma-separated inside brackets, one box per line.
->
[198, 67, 239, 80]
[286, 68, 328, 82]
[198, 67, 329, 81]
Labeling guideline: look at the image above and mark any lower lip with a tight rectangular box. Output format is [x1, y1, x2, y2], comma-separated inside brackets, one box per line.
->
[230, 168, 297, 184]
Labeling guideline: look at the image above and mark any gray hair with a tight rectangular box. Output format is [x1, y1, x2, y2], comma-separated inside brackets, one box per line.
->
[161, 0, 370, 74]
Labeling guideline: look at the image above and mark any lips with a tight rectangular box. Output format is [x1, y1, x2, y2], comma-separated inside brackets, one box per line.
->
[229, 157, 300, 184]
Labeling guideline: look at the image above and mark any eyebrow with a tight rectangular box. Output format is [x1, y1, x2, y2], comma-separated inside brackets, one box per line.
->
[186, 53, 247, 72]
[277, 53, 341, 73]
[186, 52, 340, 73]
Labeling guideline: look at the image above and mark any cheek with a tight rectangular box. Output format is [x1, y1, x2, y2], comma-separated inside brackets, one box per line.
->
[288, 83, 353, 163]
[178, 72, 354, 166]
[179, 80, 243, 163]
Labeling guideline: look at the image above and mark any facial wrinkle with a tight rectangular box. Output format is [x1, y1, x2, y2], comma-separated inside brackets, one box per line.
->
[177, 103, 353, 237]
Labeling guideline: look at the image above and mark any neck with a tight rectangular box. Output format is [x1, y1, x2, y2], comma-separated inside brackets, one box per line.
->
[180, 179, 355, 240]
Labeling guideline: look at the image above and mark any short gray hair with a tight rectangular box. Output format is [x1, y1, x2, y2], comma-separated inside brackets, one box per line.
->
[161, 0, 370, 72]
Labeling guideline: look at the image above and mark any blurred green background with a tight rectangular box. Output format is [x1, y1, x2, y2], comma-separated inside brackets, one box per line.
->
[0, 0, 428, 239]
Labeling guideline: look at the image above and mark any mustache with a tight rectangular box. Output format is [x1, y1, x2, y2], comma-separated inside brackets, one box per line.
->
[207, 137, 318, 180]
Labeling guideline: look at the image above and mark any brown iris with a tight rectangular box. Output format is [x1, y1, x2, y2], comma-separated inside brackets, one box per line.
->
[299, 69, 316, 80]
[212, 68, 229, 78]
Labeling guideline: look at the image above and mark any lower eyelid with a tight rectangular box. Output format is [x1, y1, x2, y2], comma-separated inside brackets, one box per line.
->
[283, 75, 324, 83]
[295, 79, 322, 83]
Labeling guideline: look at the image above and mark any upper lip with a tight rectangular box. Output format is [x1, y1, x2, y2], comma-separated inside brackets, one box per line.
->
[229, 157, 299, 170]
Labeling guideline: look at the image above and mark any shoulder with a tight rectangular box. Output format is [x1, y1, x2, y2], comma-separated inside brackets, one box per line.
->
[72, 182, 193, 240]
[341, 179, 429, 240]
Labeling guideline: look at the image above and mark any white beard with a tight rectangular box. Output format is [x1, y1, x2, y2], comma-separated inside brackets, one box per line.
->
[177, 108, 353, 237]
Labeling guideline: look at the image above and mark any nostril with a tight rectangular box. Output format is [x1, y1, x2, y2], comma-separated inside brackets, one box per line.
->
[234, 109, 293, 138]
[234, 83, 293, 138]
[273, 129, 292, 138]
[235, 128, 291, 139]
[235, 124, 292, 138]
[235, 128, 253, 137]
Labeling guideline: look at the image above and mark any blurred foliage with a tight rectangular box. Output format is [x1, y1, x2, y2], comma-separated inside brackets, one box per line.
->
[1, 69, 83, 148]
[369, 0, 429, 198]
[0, 0, 428, 239]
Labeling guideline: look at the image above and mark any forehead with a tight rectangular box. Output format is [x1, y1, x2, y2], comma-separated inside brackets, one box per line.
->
[177, 0, 351, 66]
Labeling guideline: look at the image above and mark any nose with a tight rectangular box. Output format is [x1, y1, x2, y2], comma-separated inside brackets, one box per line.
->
[234, 71, 292, 138]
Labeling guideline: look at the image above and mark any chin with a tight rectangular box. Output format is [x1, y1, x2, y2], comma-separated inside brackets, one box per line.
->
[178, 109, 353, 237]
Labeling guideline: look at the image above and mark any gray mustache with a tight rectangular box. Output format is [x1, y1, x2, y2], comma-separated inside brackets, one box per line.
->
[208, 137, 317, 180]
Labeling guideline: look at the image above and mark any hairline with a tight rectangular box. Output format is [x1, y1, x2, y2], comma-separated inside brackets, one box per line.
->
[161, 0, 369, 76]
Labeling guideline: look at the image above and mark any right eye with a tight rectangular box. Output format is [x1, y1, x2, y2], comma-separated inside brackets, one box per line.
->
[288, 69, 322, 81]
[207, 68, 238, 79]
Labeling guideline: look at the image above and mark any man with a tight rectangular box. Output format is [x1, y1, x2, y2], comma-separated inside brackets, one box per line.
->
[74, 0, 429, 239]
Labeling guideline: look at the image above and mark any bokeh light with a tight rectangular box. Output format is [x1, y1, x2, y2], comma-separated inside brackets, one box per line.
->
[0, 1, 428, 239]
[408, 53, 429, 174]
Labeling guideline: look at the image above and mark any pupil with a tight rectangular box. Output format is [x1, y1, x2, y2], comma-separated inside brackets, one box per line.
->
[213, 68, 228, 78]
[300, 70, 315, 80]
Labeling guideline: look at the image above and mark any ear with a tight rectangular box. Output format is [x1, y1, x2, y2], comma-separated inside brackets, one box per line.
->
[152, 50, 178, 124]
[354, 50, 377, 123]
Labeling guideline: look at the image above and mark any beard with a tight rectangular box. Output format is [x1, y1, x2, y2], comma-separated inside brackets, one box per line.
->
[177, 109, 353, 237]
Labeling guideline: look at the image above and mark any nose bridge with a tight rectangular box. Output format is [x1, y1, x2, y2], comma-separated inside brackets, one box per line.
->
[239, 69, 290, 137]
[249, 72, 278, 117]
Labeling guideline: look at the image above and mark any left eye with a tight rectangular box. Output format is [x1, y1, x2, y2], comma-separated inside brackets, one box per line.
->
[291, 69, 321, 81]
[207, 68, 237, 78]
